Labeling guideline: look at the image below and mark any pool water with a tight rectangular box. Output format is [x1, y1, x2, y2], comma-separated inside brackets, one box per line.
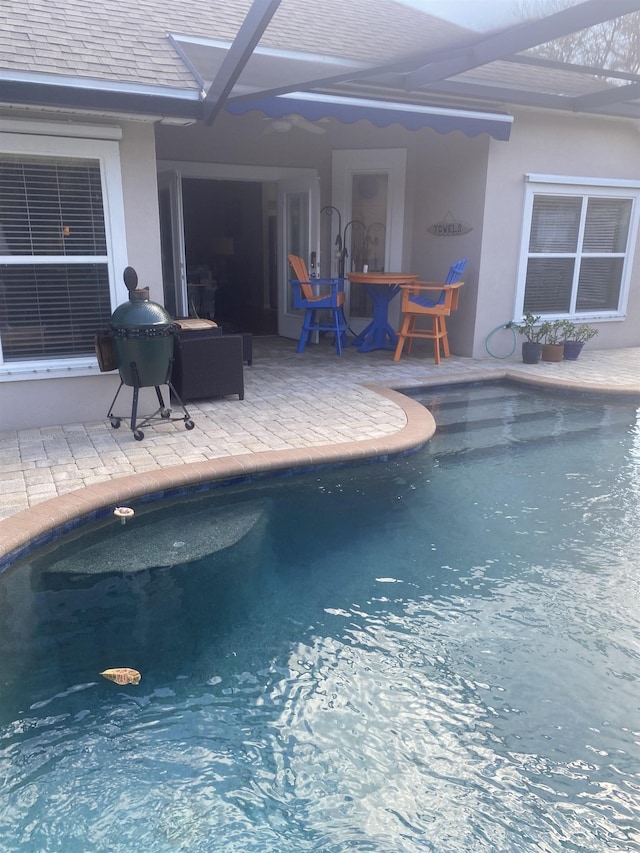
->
[1, 383, 639, 852]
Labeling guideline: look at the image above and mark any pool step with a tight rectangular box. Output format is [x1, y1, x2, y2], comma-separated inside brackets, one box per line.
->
[410, 384, 632, 461]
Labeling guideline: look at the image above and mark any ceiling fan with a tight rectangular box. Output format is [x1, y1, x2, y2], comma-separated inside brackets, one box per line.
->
[262, 114, 327, 135]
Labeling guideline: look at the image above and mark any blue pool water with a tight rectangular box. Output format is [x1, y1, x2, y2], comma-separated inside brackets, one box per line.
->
[1, 383, 639, 852]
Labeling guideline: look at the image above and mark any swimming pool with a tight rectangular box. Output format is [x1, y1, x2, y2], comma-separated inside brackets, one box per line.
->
[1, 383, 639, 852]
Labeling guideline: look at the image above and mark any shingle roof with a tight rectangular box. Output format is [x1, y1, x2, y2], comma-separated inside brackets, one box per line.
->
[0, 0, 466, 92]
[3, 1, 635, 123]
[0, 0, 239, 89]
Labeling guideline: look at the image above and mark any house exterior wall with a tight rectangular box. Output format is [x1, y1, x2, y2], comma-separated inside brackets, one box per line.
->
[5, 102, 639, 431]
[406, 132, 490, 357]
[119, 122, 164, 302]
[474, 109, 640, 358]
[0, 119, 163, 430]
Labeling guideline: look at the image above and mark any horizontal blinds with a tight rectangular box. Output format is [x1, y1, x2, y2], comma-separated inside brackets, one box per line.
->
[576, 258, 623, 311]
[583, 198, 631, 253]
[0, 263, 112, 360]
[524, 257, 573, 314]
[524, 192, 631, 316]
[0, 157, 106, 257]
[0, 154, 112, 362]
[529, 196, 580, 254]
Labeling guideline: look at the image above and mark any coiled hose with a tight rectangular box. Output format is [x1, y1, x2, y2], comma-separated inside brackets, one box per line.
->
[485, 321, 518, 359]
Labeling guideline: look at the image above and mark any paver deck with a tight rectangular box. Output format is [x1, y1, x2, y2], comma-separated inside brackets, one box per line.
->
[1, 336, 639, 564]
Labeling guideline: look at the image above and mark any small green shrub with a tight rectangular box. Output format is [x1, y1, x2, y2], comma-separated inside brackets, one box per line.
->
[512, 312, 543, 343]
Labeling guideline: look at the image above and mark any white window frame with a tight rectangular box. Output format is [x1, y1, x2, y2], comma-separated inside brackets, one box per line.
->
[0, 124, 128, 379]
[514, 174, 640, 322]
[331, 149, 407, 277]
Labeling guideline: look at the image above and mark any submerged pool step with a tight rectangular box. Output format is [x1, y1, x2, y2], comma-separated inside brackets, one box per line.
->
[417, 387, 557, 430]
[411, 384, 632, 460]
[430, 417, 632, 465]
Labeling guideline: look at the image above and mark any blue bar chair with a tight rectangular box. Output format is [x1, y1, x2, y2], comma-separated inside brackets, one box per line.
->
[288, 254, 349, 355]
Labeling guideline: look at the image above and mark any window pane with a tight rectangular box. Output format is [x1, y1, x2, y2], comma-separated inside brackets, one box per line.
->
[0, 157, 106, 257]
[523, 257, 573, 313]
[349, 173, 388, 318]
[286, 192, 308, 313]
[0, 263, 112, 360]
[529, 196, 581, 253]
[576, 257, 623, 312]
[351, 173, 388, 272]
[583, 198, 631, 253]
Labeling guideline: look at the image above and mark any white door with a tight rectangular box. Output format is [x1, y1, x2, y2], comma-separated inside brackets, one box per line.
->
[277, 174, 321, 339]
[157, 170, 188, 318]
[331, 149, 407, 335]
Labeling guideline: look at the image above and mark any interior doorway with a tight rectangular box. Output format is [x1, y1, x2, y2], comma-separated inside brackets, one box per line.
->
[160, 177, 279, 335]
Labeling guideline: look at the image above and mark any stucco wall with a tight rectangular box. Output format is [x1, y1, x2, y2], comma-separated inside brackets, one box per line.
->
[475, 109, 640, 358]
[0, 371, 166, 431]
[119, 122, 164, 301]
[407, 133, 490, 357]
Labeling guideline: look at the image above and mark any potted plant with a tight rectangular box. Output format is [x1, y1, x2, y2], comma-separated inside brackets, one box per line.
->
[540, 319, 564, 362]
[561, 321, 599, 360]
[511, 311, 543, 364]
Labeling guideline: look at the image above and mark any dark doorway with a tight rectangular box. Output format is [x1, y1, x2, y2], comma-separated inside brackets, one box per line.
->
[181, 179, 278, 334]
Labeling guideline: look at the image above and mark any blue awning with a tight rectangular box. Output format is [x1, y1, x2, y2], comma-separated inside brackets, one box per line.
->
[226, 92, 513, 140]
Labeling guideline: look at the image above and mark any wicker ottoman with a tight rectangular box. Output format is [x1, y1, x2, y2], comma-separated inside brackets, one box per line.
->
[171, 329, 244, 401]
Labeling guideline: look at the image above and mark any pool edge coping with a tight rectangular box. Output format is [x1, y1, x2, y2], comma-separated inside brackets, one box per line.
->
[0, 386, 435, 567]
[1, 368, 639, 568]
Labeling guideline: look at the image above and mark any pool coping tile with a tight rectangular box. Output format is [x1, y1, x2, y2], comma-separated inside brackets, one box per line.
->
[0, 386, 436, 568]
[1, 345, 638, 569]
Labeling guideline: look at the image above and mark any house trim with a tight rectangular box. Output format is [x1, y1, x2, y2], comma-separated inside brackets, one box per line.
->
[1, 118, 123, 140]
[0, 68, 200, 101]
[526, 173, 640, 189]
[0, 81, 202, 122]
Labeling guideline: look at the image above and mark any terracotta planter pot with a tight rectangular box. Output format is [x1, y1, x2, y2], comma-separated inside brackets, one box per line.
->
[522, 342, 542, 364]
[541, 343, 564, 362]
[563, 341, 585, 360]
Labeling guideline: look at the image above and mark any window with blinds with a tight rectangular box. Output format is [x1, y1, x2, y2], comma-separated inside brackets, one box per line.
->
[0, 155, 113, 362]
[523, 193, 632, 317]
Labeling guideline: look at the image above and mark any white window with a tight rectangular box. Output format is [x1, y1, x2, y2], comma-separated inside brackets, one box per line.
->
[0, 126, 127, 374]
[516, 175, 640, 320]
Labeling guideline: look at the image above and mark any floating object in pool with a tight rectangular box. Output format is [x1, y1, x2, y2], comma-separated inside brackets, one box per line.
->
[43, 499, 269, 574]
[100, 668, 141, 685]
[114, 506, 135, 525]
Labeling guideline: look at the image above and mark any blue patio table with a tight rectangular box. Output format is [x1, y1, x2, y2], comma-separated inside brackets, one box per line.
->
[348, 271, 419, 352]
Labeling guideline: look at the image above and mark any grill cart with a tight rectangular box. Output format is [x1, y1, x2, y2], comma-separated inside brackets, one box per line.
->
[104, 267, 194, 440]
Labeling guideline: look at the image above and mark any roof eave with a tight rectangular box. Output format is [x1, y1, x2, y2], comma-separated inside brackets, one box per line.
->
[0, 77, 203, 122]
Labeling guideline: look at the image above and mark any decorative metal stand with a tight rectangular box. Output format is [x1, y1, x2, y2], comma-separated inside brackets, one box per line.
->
[106, 360, 194, 441]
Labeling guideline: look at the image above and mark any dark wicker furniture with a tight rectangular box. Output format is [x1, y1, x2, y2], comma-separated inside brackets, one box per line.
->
[218, 325, 253, 365]
[171, 328, 244, 402]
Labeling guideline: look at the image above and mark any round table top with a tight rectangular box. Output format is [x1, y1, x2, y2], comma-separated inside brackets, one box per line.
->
[347, 271, 419, 284]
